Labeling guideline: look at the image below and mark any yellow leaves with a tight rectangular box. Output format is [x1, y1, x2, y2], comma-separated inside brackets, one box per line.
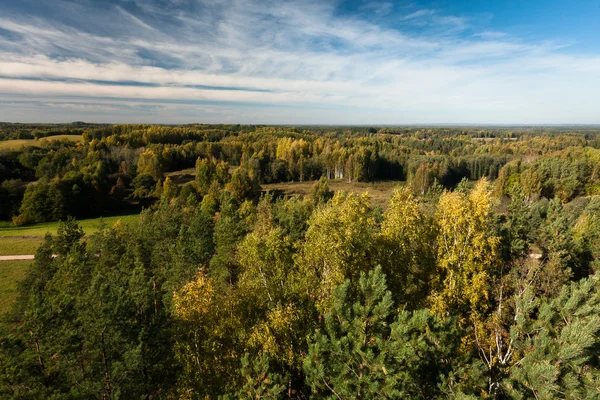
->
[381, 187, 424, 245]
[173, 272, 214, 322]
[237, 224, 292, 304]
[298, 191, 376, 312]
[137, 148, 163, 179]
[431, 179, 500, 320]
[248, 304, 299, 365]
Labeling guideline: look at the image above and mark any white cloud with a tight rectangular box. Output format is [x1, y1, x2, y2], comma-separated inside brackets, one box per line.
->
[474, 31, 508, 40]
[0, 0, 598, 123]
[400, 9, 437, 21]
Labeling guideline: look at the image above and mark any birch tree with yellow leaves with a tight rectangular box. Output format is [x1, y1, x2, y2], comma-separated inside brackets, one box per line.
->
[429, 178, 500, 323]
[378, 187, 436, 308]
[297, 192, 377, 314]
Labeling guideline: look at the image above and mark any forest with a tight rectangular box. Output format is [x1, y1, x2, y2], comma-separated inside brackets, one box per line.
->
[1, 123, 600, 398]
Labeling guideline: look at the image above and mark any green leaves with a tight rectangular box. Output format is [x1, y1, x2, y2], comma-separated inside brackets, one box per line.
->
[305, 267, 461, 399]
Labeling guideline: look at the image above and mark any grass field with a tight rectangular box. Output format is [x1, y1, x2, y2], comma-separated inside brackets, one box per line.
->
[262, 179, 404, 208]
[0, 211, 141, 256]
[0, 212, 140, 319]
[0, 237, 44, 256]
[0, 260, 30, 316]
[0, 212, 140, 238]
[0, 135, 82, 150]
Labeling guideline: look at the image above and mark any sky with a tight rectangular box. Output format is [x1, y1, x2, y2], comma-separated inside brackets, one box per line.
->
[0, 0, 600, 124]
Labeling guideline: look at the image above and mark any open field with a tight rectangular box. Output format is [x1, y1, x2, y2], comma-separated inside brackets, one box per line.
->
[0, 135, 82, 150]
[0, 211, 140, 238]
[166, 166, 240, 185]
[0, 260, 30, 316]
[0, 211, 140, 256]
[0, 237, 44, 256]
[0, 213, 140, 319]
[166, 167, 196, 184]
[262, 179, 404, 208]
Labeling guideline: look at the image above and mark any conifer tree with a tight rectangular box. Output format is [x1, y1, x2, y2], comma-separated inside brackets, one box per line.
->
[304, 267, 462, 399]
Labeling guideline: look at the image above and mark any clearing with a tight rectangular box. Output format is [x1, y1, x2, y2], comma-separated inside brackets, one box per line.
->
[0, 211, 140, 256]
[0, 260, 30, 317]
[262, 180, 404, 208]
[0, 212, 140, 320]
[0, 135, 82, 150]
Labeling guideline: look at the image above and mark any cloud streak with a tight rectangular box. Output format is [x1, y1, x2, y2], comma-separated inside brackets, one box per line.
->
[0, 0, 598, 123]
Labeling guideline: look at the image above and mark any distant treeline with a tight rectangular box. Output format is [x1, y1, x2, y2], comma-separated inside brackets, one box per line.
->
[1, 123, 600, 223]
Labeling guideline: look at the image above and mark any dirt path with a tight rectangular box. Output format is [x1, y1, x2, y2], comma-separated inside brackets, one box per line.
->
[0, 255, 35, 261]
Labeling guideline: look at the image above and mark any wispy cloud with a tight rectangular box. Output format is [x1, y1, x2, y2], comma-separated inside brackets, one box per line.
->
[474, 31, 507, 40]
[0, 0, 598, 123]
[400, 9, 437, 21]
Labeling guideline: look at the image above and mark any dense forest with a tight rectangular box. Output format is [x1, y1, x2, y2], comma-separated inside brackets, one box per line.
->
[2, 123, 600, 224]
[1, 124, 600, 398]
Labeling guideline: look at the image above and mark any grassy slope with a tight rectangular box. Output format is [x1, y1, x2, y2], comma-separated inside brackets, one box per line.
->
[0, 212, 141, 317]
[0, 212, 140, 238]
[0, 237, 44, 256]
[0, 211, 140, 255]
[0, 135, 82, 150]
[0, 260, 30, 316]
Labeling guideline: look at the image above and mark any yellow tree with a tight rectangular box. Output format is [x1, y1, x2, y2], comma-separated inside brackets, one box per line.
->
[237, 199, 309, 390]
[429, 179, 500, 324]
[161, 176, 178, 200]
[237, 199, 293, 306]
[378, 187, 435, 308]
[137, 148, 163, 180]
[172, 272, 242, 397]
[296, 192, 377, 313]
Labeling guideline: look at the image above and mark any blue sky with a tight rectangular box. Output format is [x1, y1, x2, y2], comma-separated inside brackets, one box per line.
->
[0, 0, 599, 124]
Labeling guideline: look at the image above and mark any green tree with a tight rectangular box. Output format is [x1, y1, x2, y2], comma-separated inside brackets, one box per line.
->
[226, 167, 259, 201]
[308, 176, 333, 205]
[503, 275, 600, 398]
[195, 157, 216, 195]
[220, 353, 286, 400]
[304, 267, 462, 399]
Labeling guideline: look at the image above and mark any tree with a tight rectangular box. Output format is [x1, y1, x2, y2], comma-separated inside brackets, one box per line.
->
[220, 353, 286, 400]
[226, 167, 258, 201]
[303, 267, 399, 398]
[378, 187, 435, 308]
[209, 206, 249, 283]
[195, 157, 216, 195]
[237, 200, 294, 306]
[429, 179, 500, 324]
[297, 192, 377, 313]
[308, 176, 333, 205]
[304, 267, 462, 399]
[137, 149, 163, 180]
[503, 274, 600, 398]
[172, 272, 242, 397]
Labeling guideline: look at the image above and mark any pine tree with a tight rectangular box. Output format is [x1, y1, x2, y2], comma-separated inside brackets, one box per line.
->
[220, 353, 286, 400]
[304, 267, 462, 399]
[504, 274, 600, 398]
[303, 266, 400, 398]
